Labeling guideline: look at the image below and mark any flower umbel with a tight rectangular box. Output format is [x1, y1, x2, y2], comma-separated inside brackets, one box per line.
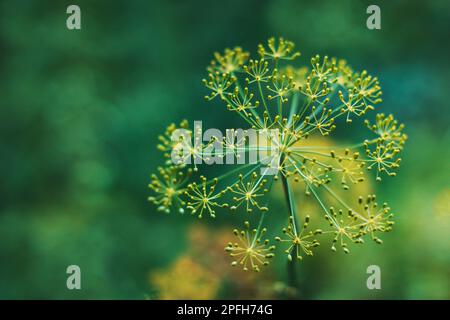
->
[148, 166, 191, 213]
[276, 216, 321, 261]
[185, 176, 228, 218]
[149, 37, 406, 277]
[225, 221, 275, 272]
[228, 172, 269, 213]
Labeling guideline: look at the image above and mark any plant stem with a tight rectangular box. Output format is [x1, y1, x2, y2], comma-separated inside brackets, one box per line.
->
[280, 157, 300, 293]
[287, 256, 298, 292]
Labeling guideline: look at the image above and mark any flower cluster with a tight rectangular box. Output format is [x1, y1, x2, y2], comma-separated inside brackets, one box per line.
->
[225, 221, 275, 272]
[148, 38, 406, 272]
[275, 216, 321, 261]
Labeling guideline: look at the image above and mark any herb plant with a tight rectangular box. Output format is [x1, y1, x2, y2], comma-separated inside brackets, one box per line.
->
[149, 38, 407, 279]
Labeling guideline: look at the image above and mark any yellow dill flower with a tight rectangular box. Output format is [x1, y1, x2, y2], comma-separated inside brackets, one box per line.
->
[365, 113, 408, 149]
[244, 59, 270, 84]
[227, 172, 269, 213]
[350, 194, 394, 244]
[203, 71, 236, 101]
[185, 176, 228, 218]
[324, 206, 363, 254]
[225, 221, 275, 272]
[148, 166, 191, 213]
[304, 106, 336, 136]
[330, 149, 366, 189]
[299, 77, 331, 103]
[281, 65, 308, 89]
[276, 216, 321, 261]
[310, 55, 337, 83]
[365, 141, 401, 181]
[186, 223, 278, 299]
[294, 162, 330, 195]
[338, 90, 374, 122]
[352, 70, 382, 105]
[267, 71, 295, 104]
[208, 47, 249, 74]
[157, 119, 190, 158]
[258, 37, 300, 61]
[334, 59, 354, 87]
[226, 86, 259, 116]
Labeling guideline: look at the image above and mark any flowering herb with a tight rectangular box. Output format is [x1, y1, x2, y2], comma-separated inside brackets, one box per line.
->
[148, 38, 406, 274]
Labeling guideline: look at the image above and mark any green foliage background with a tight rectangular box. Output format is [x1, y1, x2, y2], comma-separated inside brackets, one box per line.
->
[0, 0, 449, 299]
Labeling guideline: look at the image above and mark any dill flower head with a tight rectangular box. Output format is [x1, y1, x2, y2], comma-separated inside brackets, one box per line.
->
[225, 221, 275, 272]
[208, 47, 249, 74]
[227, 172, 269, 212]
[275, 215, 321, 261]
[185, 176, 228, 218]
[148, 37, 407, 273]
[148, 165, 191, 213]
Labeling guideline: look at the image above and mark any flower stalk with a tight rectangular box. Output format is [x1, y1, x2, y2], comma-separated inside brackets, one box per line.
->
[280, 161, 300, 291]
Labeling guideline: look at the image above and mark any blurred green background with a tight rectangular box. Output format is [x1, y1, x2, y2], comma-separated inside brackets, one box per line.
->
[0, 0, 449, 299]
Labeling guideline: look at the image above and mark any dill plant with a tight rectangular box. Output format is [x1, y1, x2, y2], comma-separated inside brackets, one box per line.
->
[148, 38, 407, 280]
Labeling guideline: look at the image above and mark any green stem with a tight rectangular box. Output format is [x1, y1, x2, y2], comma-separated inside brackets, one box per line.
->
[232, 73, 262, 125]
[280, 156, 300, 292]
[258, 81, 272, 122]
[287, 92, 299, 125]
[251, 177, 275, 247]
